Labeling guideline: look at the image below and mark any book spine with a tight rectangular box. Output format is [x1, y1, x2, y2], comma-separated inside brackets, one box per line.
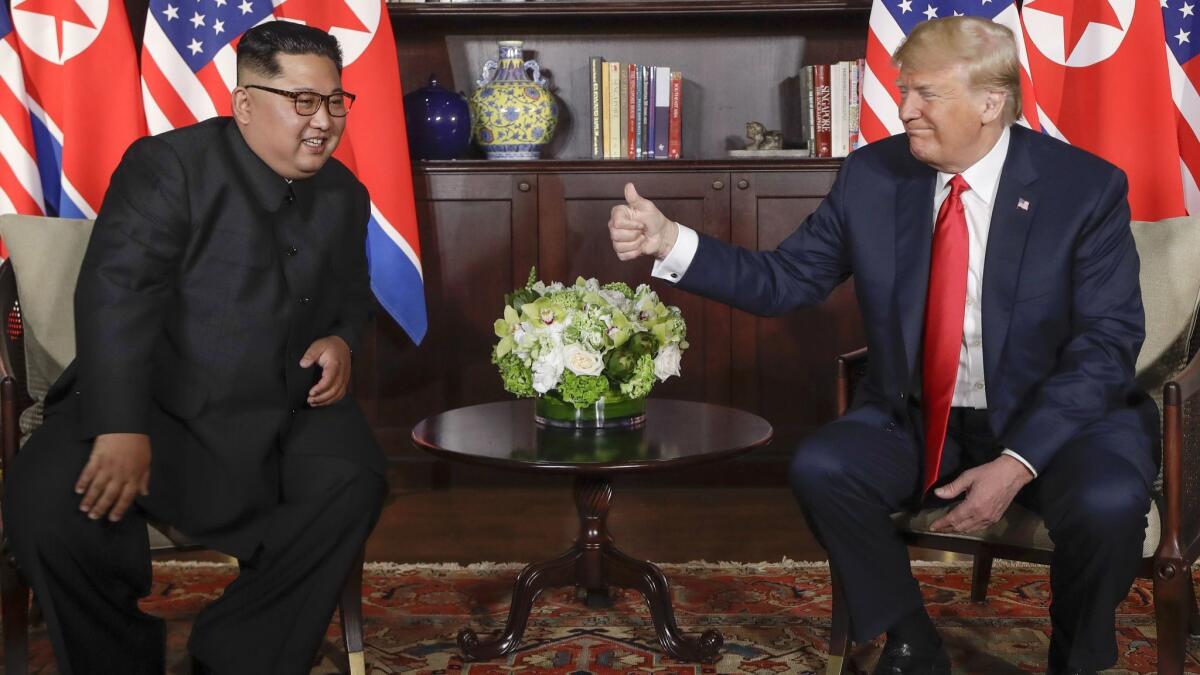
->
[647, 66, 656, 159]
[626, 63, 637, 159]
[590, 56, 603, 160]
[849, 57, 863, 151]
[668, 71, 682, 159]
[813, 64, 832, 158]
[654, 66, 670, 160]
[634, 65, 644, 159]
[608, 61, 621, 159]
[805, 65, 815, 156]
[620, 64, 630, 160]
[601, 63, 611, 159]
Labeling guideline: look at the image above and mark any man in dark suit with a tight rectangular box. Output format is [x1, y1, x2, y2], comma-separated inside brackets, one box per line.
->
[609, 16, 1157, 675]
[4, 22, 387, 675]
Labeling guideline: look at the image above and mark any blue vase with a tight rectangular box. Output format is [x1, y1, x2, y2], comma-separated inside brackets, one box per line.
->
[403, 74, 471, 161]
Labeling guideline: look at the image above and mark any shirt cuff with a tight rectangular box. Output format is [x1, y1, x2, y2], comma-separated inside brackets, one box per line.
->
[1001, 448, 1038, 478]
[650, 223, 699, 283]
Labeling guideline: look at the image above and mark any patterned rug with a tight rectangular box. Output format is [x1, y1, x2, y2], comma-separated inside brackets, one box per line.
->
[15, 560, 1200, 674]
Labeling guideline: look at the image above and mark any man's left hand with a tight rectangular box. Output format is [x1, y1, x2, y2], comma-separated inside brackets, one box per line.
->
[301, 336, 351, 407]
[928, 455, 1035, 533]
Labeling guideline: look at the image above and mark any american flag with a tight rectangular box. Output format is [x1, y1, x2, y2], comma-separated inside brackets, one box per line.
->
[142, 0, 273, 131]
[0, 4, 42, 221]
[860, 0, 1040, 146]
[1163, 0, 1200, 214]
[141, 0, 427, 344]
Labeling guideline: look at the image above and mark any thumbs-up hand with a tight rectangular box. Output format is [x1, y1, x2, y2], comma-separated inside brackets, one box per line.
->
[608, 182, 678, 262]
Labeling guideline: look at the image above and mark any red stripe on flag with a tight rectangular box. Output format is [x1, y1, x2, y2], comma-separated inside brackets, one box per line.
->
[1176, 108, 1200, 183]
[858, 103, 893, 145]
[195, 62, 233, 118]
[141, 56, 200, 130]
[0, 154, 43, 214]
[0, 83, 36, 160]
[865, 30, 901, 107]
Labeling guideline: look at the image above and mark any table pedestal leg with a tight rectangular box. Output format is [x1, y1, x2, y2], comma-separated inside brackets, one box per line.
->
[458, 474, 723, 663]
[457, 546, 580, 659]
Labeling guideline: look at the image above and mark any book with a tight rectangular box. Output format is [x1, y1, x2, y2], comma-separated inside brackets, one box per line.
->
[668, 71, 682, 159]
[619, 64, 629, 160]
[848, 58, 862, 152]
[831, 61, 847, 158]
[647, 66, 656, 159]
[601, 63, 611, 159]
[654, 66, 671, 159]
[800, 65, 813, 154]
[634, 65, 644, 159]
[608, 61, 621, 159]
[589, 56, 603, 160]
[812, 64, 832, 158]
[626, 63, 637, 159]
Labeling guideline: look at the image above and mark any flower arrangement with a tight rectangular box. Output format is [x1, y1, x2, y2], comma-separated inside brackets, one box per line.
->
[492, 268, 688, 411]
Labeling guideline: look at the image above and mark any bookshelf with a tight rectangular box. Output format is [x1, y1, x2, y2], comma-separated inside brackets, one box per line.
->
[365, 0, 871, 486]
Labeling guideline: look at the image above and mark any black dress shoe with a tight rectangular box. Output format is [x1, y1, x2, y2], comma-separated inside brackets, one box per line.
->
[872, 639, 951, 675]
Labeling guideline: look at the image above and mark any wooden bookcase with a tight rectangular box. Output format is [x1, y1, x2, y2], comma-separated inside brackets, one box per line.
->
[361, 1, 872, 486]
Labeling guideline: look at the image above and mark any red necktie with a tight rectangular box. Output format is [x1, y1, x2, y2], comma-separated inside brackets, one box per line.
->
[921, 175, 970, 493]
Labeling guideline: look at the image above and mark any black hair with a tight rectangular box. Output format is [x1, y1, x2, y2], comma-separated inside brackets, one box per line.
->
[236, 21, 343, 82]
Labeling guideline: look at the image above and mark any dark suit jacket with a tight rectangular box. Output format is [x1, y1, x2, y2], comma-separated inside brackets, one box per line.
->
[44, 117, 381, 557]
[678, 125, 1158, 481]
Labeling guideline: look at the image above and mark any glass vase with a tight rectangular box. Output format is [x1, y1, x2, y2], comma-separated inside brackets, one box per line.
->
[535, 391, 646, 429]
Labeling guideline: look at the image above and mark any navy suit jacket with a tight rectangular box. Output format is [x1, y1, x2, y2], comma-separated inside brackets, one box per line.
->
[677, 125, 1158, 480]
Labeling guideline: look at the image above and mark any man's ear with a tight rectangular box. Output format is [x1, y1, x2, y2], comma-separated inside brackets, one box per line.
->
[232, 87, 252, 124]
[980, 90, 1005, 125]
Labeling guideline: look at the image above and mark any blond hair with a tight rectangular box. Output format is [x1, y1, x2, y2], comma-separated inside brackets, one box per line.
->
[892, 16, 1021, 126]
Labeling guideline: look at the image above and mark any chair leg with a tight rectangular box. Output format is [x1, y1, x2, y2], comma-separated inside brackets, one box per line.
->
[970, 550, 993, 603]
[1, 554, 30, 675]
[1154, 562, 1190, 675]
[339, 547, 366, 675]
[827, 567, 853, 675]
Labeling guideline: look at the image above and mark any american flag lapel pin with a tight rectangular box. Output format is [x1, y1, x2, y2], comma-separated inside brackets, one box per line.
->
[1017, 198, 1030, 211]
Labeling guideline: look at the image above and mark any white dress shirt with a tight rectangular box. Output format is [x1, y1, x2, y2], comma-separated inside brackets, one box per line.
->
[651, 126, 1036, 477]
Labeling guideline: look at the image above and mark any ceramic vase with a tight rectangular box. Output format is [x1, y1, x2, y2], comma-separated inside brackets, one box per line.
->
[469, 40, 558, 160]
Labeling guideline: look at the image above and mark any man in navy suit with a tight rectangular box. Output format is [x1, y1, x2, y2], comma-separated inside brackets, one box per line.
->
[609, 17, 1157, 675]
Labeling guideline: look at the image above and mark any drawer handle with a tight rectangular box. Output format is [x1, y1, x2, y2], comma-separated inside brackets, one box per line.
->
[737, 179, 749, 190]
[518, 181, 531, 192]
[712, 180, 724, 191]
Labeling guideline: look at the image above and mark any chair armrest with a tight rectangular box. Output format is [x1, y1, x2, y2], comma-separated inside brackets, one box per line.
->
[836, 347, 869, 416]
[1159, 347, 1200, 565]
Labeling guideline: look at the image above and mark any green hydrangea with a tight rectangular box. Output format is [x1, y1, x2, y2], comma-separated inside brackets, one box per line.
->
[494, 351, 535, 397]
[559, 371, 610, 408]
[602, 281, 635, 299]
[564, 307, 608, 350]
[546, 289, 584, 311]
[619, 354, 656, 399]
[653, 314, 687, 345]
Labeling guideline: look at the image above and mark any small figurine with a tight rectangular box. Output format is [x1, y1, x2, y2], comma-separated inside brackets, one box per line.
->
[744, 121, 784, 150]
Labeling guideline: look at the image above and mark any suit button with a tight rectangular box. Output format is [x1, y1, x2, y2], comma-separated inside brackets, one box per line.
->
[284, 193, 295, 205]
[299, 296, 310, 305]
[885, 421, 897, 431]
[898, 393, 906, 400]
[285, 246, 298, 257]
[290, 408, 297, 414]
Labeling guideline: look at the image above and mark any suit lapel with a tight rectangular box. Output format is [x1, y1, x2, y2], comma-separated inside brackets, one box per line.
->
[894, 165, 937, 390]
[981, 126, 1039, 385]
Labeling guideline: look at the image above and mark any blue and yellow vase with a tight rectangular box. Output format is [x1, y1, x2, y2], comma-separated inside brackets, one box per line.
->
[470, 41, 558, 160]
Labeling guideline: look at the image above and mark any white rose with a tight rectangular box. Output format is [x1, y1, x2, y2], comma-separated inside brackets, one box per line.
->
[532, 346, 565, 393]
[563, 343, 605, 376]
[653, 343, 682, 382]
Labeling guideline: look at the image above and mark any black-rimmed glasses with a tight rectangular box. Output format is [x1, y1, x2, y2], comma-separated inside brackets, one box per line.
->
[245, 84, 356, 117]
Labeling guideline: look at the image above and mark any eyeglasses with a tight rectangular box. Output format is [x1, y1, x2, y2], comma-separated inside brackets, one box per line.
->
[245, 84, 356, 117]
